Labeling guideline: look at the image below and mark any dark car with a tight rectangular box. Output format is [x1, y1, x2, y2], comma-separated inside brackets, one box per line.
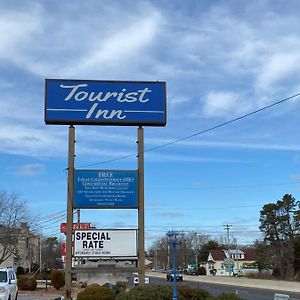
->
[166, 270, 183, 281]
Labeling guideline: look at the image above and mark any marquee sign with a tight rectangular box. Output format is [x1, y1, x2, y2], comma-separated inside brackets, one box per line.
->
[45, 79, 166, 126]
[74, 229, 137, 257]
[74, 170, 138, 209]
[60, 222, 90, 234]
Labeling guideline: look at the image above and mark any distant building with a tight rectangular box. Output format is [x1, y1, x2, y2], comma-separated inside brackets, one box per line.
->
[0, 223, 40, 271]
[207, 248, 258, 275]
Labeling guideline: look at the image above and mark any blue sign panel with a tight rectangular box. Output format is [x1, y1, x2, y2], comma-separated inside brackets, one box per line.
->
[45, 79, 166, 126]
[74, 170, 138, 208]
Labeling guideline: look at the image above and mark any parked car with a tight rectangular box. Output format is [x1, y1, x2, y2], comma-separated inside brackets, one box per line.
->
[233, 270, 244, 277]
[166, 270, 183, 281]
[184, 268, 198, 275]
[0, 267, 18, 300]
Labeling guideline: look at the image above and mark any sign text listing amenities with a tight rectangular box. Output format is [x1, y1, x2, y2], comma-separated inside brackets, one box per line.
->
[74, 170, 138, 208]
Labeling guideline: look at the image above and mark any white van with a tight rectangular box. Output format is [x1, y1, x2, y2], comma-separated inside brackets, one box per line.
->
[0, 268, 18, 300]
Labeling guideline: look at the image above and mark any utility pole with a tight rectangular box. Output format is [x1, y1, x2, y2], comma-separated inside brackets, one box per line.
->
[223, 224, 232, 277]
[137, 126, 145, 285]
[39, 228, 42, 275]
[77, 209, 81, 266]
[65, 125, 75, 300]
[167, 244, 170, 270]
[167, 231, 180, 300]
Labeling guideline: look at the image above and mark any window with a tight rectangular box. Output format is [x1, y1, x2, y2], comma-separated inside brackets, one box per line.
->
[0, 271, 7, 283]
[9, 271, 15, 280]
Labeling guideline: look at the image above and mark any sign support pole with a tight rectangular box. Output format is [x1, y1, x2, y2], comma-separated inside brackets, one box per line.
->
[137, 126, 145, 285]
[65, 125, 75, 300]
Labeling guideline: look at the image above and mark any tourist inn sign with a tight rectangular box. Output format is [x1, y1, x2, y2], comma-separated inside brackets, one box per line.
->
[45, 79, 167, 126]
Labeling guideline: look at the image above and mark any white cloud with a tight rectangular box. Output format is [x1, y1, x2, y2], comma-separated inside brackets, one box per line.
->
[0, 125, 67, 157]
[12, 163, 44, 176]
[67, 12, 162, 76]
[255, 51, 300, 92]
[0, 5, 43, 59]
[0, 2, 162, 79]
[202, 91, 252, 118]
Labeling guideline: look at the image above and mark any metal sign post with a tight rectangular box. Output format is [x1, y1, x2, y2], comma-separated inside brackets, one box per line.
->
[137, 126, 145, 285]
[65, 125, 75, 300]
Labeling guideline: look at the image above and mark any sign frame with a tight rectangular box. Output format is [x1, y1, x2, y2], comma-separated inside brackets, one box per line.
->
[45, 79, 167, 126]
[73, 169, 138, 209]
[73, 229, 138, 258]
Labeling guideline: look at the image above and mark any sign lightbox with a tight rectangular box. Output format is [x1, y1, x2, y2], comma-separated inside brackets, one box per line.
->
[45, 79, 166, 126]
[74, 229, 137, 257]
[74, 170, 138, 209]
[60, 223, 90, 234]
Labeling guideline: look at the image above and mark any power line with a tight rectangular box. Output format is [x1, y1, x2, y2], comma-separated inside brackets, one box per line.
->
[76, 92, 300, 168]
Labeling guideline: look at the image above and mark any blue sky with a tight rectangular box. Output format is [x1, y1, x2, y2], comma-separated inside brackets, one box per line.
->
[1, 0, 300, 248]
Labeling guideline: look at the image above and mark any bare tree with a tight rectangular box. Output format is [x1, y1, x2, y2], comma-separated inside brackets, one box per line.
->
[148, 232, 210, 269]
[0, 191, 28, 265]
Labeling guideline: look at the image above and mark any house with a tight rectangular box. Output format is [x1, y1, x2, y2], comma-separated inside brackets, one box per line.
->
[0, 223, 40, 272]
[207, 248, 258, 275]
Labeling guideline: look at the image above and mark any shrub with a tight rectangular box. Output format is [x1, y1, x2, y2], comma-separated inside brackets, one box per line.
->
[50, 270, 65, 290]
[198, 267, 207, 275]
[77, 285, 116, 300]
[215, 293, 245, 300]
[17, 275, 37, 290]
[272, 268, 281, 278]
[190, 288, 210, 299]
[177, 285, 210, 299]
[116, 285, 172, 300]
[115, 281, 127, 294]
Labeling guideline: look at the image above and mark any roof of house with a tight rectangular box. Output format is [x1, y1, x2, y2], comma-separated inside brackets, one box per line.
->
[208, 248, 258, 262]
[242, 248, 258, 261]
[208, 250, 227, 261]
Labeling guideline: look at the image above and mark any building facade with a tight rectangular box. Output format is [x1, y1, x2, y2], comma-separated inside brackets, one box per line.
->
[207, 248, 258, 276]
[0, 223, 40, 272]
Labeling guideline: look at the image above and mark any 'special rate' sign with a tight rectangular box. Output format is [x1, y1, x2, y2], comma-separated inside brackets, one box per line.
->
[45, 79, 166, 126]
[74, 229, 137, 257]
[74, 170, 138, 208]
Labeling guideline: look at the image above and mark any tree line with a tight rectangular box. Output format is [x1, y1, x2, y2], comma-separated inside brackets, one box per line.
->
[258, 194, 300, 280]
[0, 191, 63, 272]
[148, 193, 300, 281]
[0, 190, 299, 280]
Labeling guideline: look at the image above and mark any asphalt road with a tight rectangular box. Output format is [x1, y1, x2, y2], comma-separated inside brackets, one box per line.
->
[149, 276, 300, 300]
[18, 276, 300, 300]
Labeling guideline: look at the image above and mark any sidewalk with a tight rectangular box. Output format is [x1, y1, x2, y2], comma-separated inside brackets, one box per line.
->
[146, 271, 300, 293]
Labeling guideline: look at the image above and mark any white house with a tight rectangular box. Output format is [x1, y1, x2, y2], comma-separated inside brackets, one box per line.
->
[207, 248, 258, 275]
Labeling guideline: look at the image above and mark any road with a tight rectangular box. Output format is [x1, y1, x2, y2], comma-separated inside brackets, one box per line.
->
[149, 277, 300, 300]
[18, 276, 300, 300]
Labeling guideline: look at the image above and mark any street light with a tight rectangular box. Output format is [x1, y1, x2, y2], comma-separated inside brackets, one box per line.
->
[167, 230, 180, 300]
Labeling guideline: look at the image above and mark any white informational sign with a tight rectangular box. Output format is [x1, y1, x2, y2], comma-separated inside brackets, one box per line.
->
[74, 229, 137, 257]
